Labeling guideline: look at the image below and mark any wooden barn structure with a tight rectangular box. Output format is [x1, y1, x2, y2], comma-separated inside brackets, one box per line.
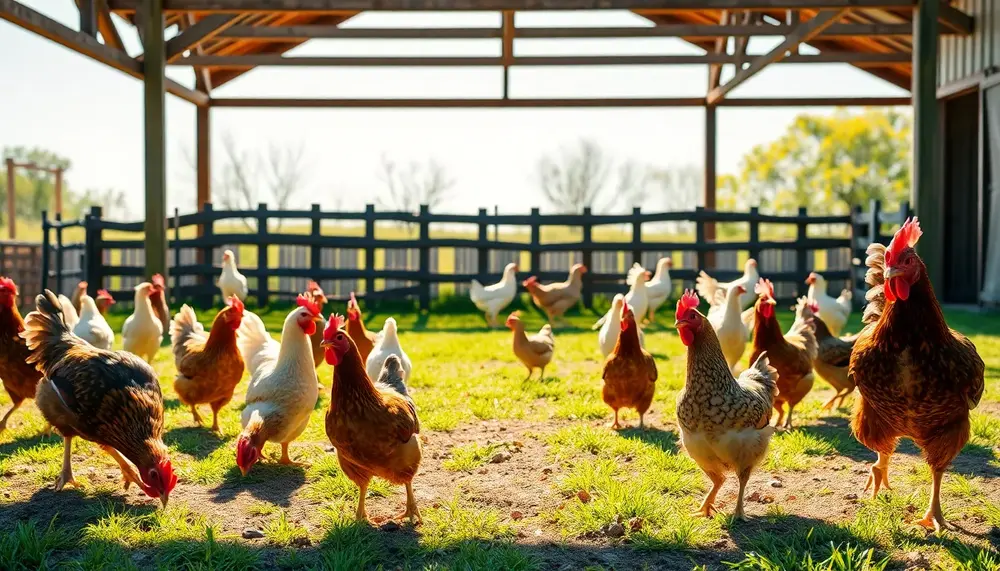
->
[1, 0, 993, 303]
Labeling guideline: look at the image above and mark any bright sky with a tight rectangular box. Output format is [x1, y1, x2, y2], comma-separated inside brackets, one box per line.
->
[0, 0, 909, 215]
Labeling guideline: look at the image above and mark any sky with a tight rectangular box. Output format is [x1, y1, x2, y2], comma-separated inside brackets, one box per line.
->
[0, 0, 910, 216]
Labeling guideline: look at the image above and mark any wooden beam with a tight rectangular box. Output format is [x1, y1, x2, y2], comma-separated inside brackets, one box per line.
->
[144, 0, 168, 279]
[108, 0, 919, 11]
[502, 11, 514, 99]
[220, 25, 503, 39]
[707, 9, 847, 104]
[707, 10, 728, 92]
[165, 14, 240, 62]
[912, 0, 941, 290]
[5, 158, 14, 239]
[196, 105, 211, 211]
[95, 0, 125, 50]
[732, 11, 752, 70]
[938, 2, 973, 35]
[0, 0, 208, 106]
[182, 13, 214, 92]
[704, 105, 717, 268]
[79, 0, 97, 36]
[209, 95, 910, 107]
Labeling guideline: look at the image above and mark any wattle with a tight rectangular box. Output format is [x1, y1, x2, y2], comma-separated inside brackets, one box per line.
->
[679, 327, 695, 346]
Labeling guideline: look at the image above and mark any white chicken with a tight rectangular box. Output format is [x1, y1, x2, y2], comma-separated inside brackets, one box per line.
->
[469, 262, 518, 328]
[235, 295, 322, 474]
[121, 282, 163, 363]
[366, 317, 413, 382]
[805, 272, 851, 336]
[598, 294, 646, 357]
[219, 249, 249, 301]
[706, 285, 749, 372]
[696, 258, 759, 310]
[72, 293, 115, 350]
[643, 257, 673, 322]
[592, 263, 651, 331]
[58, 295, 79, 329]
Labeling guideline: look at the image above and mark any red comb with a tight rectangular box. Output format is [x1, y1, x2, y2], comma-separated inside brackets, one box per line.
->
[229, 295, 244, 314]
[78, 281, 88, 289]
[754, 278, 775, 299]
[306, 280, 323, 294]
[97, 289, 114, 301]
[152, 274, 165, 287]
[675, 289, 699, 321]
[887, 217, 922, 259]
[296, 293, 320, 317]
[0, 277, 16, 293]
[808, 299, 820, 314]
[324, 313, 346, 341]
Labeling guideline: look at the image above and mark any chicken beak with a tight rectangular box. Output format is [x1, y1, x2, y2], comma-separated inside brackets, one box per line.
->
[320, 340, 332, 348]
[239, 465, 250, 477]
[160, 493, 169, 509]
[884, 267, 905, 280]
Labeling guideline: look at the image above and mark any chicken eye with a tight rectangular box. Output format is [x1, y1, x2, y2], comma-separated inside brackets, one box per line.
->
[337, 333, 345, 341]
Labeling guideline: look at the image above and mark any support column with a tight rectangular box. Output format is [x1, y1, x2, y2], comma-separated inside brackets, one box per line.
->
[704, 105, 718, 270]
[197, 105, 211, 212]
[143, 0, 167, 280]
[5, 158, 14, 239]
[912, 0, 942, 290]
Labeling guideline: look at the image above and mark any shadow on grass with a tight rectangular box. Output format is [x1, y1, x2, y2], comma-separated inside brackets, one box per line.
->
[0, 431, 57, 457]
[209, 462, 306, 507]
[617, 426, 681, 454]
[725, 513, 889, 569]
[164, 426, 228, 460]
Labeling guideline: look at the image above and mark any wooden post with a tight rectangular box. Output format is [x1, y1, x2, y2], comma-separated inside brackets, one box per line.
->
[581, 206, 593, 309]
[55, 213, 64, 294]
[143, 0, 168, 281]
[502, 11, 514, 99]
[912, 0, 942, 290]
[79, 0, 97, 37]
[54, 167, 63, 217]
[172, 208, 181, 302]
[477, 207, 489, 282]
[365, 204, 376, 295]
[418, 204, 430, 310]
[5, 158, 14, 239]
[310, 203, 322, 274]
[704, 105, 717, 269]
[40, 210, 49, 292]
[796, 206, 808, 298]
[530, 207, 541, 277]
[199, 202, 214, 307]
[631, 206, 642, 265]
[695, 206, 706, 271]
[850, 204, 863, 295]
[256, 202, 269, 307]
[196, 104, 211, 217]
[84, 206, 103, 298]
[748, 206, 760, 263]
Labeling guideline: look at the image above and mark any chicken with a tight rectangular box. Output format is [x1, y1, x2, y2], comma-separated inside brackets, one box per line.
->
[0, 278, 42, 433]
[365, 317, 413, 384]
[322, 316, 422, 524]
[592, 263, 651, 331]
[805, 272, 851, 336]
[171, 297, 246, 431]
[95, 289, 115, 315]
[219, 249, 249, 301]
[506, 311, 554, 380]
[696, 258, 759, 310]
[235, 295, 322, 475]
[72, 293, 115, 350]
[346, 292, 377, 363]
[643, 257, 673, 322]
[70, 281, 87, 314]
[58, 295, 80, 329]
[748, 278, 816, 429]
[706, 285, 750, 372]
[850, 218, 985, 531]
[305, 281, 329, 369]
[470, 262, 518, 328]
[801, 297, 857, 411]
[20, 290, 176, 506]
[523, 263, 586, 326]
[121, 282, 163, 363]
[598, 294, 645, 358]
[601, 300, 657, 429]
[675, 290, 778, 519]
[149, 274, 171, 336]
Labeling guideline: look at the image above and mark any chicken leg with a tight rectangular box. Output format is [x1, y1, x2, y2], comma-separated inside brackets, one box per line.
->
[54, 436, 80, 491]
[356, 479, 370, 521]
[0, 400, 22, 433]
[733, 467, 752, 520]
[864, 452, 893, 498]
[917, 469, 953, 532]
[693, 471, 725, 518]
[190, 405, 204, 426]
[278, 442, 307, 467]
[395, 482, 422, 525]
[608, 409, 621, 430]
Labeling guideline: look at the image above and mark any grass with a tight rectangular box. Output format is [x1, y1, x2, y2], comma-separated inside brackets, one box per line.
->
[0, 303, 998, 569]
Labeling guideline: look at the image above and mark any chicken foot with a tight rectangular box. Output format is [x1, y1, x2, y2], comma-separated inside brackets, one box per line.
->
[54, 436, 81, 491]
[278, 443, 308, 467]
[864, 452, 893, 498]
[0, 400, 22, 433]
[394, 482, 422, 525]
[190, 405, 204, 426]
[608, 409, 622, 430]
[917, 469, 954, 532]
[733, 467, 753, 520]
[693, 471, 725, 518]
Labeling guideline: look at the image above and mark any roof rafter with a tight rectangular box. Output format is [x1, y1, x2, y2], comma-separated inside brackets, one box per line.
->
[209, 95, 911, 107]
[165, 13, 241, 62]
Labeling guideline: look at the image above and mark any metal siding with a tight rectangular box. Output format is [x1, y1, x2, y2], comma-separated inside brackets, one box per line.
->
[939, 0, 998, 87]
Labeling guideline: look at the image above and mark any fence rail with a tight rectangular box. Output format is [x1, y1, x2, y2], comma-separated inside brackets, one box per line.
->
[38, 200, 909, 310]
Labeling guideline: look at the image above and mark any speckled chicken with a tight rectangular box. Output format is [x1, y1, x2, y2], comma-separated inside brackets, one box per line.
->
[601, 300, 657, 429]
[799, 298, 856, 411]
[850, 218, 985, 531]
[675, 290, 778, 519]
[0, 277, 42, 434]
[505, 311, 554, 380]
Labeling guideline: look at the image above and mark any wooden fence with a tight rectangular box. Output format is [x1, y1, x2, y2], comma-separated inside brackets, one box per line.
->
[38, 201, 909, 310]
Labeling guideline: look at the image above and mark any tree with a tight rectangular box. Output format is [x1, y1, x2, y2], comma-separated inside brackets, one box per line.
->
[74, 188, 130, 220]
[723, 108, 912, 215]
[376, 155, 454, 213]
[537, 140, 611, 213]
[0, 146, 77, 225]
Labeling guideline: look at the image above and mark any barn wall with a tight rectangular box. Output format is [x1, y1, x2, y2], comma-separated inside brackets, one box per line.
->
[939, 0, 1000, 87]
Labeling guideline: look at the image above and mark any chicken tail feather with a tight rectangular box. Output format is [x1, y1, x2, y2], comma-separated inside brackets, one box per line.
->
[863, 243, 887, 325]
[21, 289, 86, 374]
[170, 304, 205, 363]
[742, 351, 779, 404]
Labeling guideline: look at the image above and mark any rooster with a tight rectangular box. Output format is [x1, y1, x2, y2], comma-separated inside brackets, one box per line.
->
[643, 257, 673, 323]
[706, 285, 750, 372]
[805, 272, 851, 336]
[304, 281, 329, 369]
[523, 263, 586, 326]
[592, 263, 651, 331]
[601, 300, 657, 429]
[122, 282, 163, 363]
[235, 295, 322, 475]
[850, 218, 984, 531]
[598, 294, 645, 358]
[346, 292, 377, 363]
[696, 258, 759, 311]
[219, 249, 249, 301]
[506, 311, 555, 381]
[322, 316, 422, 524]
[149, 274, 171, 335]
[365, 317, 413, 384]
[171, 297, 246, 431]
[0, 278, 42, 433]
[72, 293, 115, 350]
[470, 262, 518, 328]
[748, 278, 816, 429]
[20, 290, 176, 507]
[675, 290, 778, 519]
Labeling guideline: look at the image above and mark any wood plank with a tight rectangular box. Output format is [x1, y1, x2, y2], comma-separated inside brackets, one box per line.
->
[95, 0, 125, 50]
[708, 10, 729, 91]
[0, 0, 208, 106]
[79, 0, 97, 36]
[108, 0, 919, 11]
[502, 10, 514, 99]
[912, 0, 942, 288]
[938, 2, 974, 34]
[220, 25, 502, 38]
[165, 14, 240, 62]
[209, 95, 910, 107]
[707, 9, 847, 103]
[196, 105, 211, 210]
[144, 0, 168, 279]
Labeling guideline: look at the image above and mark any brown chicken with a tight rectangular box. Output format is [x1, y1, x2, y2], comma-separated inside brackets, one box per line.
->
[749, 278, 816, 429]
[601, 300, 657, 429]
[305, 281, 329, 368]
[802, 298, 857, 411]
[150, 274, 171, 336]
[523, 263, 587, 325]
[850, 218, 985, 531]
[170, 296, 246, 431]
[505, 311, 555, 380]
[20, 290, 176, 506]
[346, 292, 377, 363]
[0, 277, 43, 433]
[70, 281, 87, 314]
[321, 314, 422, 523]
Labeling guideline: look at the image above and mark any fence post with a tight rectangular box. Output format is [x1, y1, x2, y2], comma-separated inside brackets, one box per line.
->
[899, 200, 911, 223]
[418, 204, 431, 310]
[530, 207, 541, 277]
[199, 203, 214, 308]
[796, 206, 809, 298]
[40, 211, 50, 293]
[695, 206, 706, 271]
[257, 203, 269, 307]
[581, 207, 593, 309]
[365, 204, 376, 297]
[748, 206, 761, 263]
[84, 206, 103, 298]
[310, 204, 322, 277]
[55, 213, 64, 295]
[868, 199, 881, 245]
[172, 208, 181, 304]
[850, 204, 864, 296]
[477, 208, 488, 282]
[631, 206, 642, 266]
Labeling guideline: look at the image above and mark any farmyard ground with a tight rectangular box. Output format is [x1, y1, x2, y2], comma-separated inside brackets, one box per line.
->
[1, 303, 999, 570]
